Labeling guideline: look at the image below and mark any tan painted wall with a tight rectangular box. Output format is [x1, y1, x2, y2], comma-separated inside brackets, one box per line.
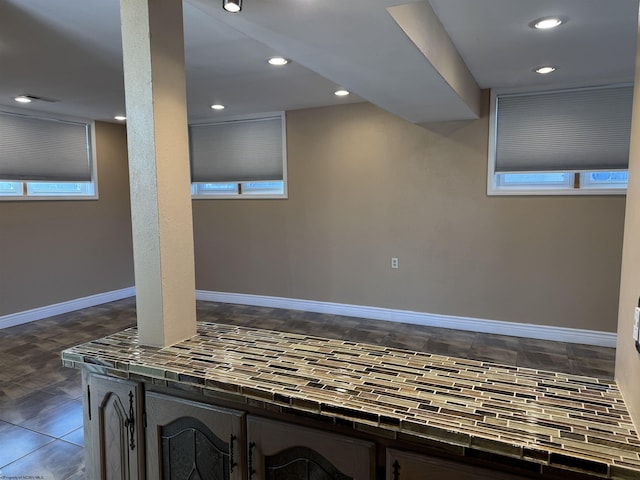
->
[615, 10, 640, 431]
[193, 102, 625, 332]
[0, 121, 134, 316]
[0, 104, 626, 335]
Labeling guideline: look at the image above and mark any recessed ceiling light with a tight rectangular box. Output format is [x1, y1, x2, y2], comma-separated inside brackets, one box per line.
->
[531, 17, 565, 30]
[14, 95, 32, 103]
[114, 115, 126, 121]
[534, 66, 557, 75]
[268, 57, 290, 66]
[211, 104, 225, 110]
[334, 89, 350, 97]
[223, 0, 242, 13]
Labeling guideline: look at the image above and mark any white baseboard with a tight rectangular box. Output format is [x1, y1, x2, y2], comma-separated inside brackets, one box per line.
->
[1, 287, 616, 348]
[0, 287, 136, 330]
[196, 290, 617, 348]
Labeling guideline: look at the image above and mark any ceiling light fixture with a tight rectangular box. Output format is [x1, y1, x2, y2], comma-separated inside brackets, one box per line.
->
[530, 17, 565, 30]
[211, 104, 225, 110]
[268, 57, 289, 66]
[114, 115, 126, 121]
[14, 95, 32, 103]
[534, 66, 557, 74]
[334, 89, 350, 97]
[223, 0, 242, 13]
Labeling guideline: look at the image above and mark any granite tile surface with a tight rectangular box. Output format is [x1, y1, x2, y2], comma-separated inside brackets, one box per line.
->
[63, 322, 640, 479]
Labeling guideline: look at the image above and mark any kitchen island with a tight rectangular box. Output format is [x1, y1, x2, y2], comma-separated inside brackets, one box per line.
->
[62, 322, 640, 479]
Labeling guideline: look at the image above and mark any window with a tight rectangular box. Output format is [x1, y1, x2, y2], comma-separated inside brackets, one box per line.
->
[190, 112, 287, 199]
[190, 181, 285, 197]
[0, 109, 97, 200]
[581, 171, 629, 190]
[488, 85, 632, 195]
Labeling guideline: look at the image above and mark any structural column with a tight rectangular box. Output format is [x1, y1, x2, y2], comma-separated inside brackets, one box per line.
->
[615, 7, 640, 431]
[119, 0, 197, 346]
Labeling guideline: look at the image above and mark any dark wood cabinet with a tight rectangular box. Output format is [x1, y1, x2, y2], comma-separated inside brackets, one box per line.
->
[246, 416, 375, 480]
[83, 372, 145, 480]
[82, 373, 545, 480]
[145, 392, 245, 480]
[386, 449, 529, 480]
[83, 374, 374, 480]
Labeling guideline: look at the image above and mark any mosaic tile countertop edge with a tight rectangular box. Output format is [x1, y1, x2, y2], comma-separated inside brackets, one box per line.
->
[61, 322, 640, 479]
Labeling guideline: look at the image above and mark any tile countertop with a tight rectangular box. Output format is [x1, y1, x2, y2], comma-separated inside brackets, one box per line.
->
[61, 322, 640, 479]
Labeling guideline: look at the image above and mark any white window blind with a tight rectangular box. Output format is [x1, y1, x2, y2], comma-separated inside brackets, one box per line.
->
[495, 85, 633, 173]
[0, 111, 92, 181]
[190, 116, 284, 183]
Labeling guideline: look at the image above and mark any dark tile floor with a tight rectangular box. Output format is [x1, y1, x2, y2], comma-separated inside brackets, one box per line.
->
[0, 297, 616, 479]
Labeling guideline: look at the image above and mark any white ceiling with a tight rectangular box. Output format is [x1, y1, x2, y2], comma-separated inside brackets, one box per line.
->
[0, 0, 638, 124]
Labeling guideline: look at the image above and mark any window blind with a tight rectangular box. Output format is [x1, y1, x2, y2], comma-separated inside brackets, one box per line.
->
[190, 116, 284, 183]
[0, 112, 91, 181]
[495, 85, 633, 172]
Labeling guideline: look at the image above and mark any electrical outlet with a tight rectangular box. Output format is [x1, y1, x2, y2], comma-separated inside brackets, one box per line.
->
[391, 257, 399, 269]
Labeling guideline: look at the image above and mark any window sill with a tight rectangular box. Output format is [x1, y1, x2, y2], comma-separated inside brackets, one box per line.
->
[192, 194, 288, 200]
[0, 194, 99, 201]
[487, 187, 626, 196]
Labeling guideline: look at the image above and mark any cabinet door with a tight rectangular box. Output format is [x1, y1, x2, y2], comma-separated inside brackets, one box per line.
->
[386, 449, 529, 480]
[146, 392, 245, 480]
[247, 416, 375, 480]
[84, 372, 145, 480]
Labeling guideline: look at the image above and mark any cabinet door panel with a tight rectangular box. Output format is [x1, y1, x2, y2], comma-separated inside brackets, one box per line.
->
[247, 416, 375, 480]
[146, 392, 245, 480]
[85, 373, 144, 480]
[387, 449, 529, 480]
[262, 445, 352, 480]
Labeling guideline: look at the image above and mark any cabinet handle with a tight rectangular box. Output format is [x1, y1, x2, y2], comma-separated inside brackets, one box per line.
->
[392, 460, 400, 480]
[248, 441, 256, 480]
[229, 434, 237, 473]
[123, 391, 136, 450]
[87, 384, 91, 421]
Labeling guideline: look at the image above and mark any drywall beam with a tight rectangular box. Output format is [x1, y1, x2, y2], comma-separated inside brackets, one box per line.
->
[388, 2, 482, 118]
